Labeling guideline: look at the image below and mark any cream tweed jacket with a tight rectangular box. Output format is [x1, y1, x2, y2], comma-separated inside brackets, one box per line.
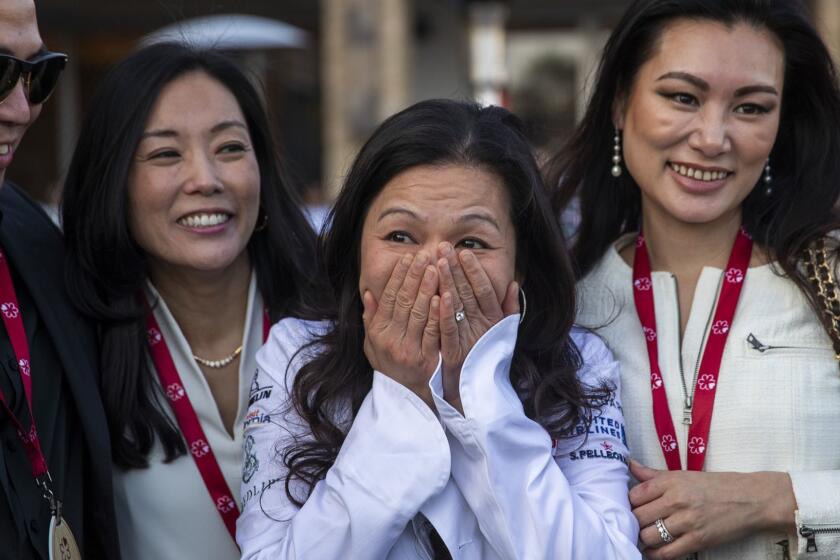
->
[577, 234, 840, 560]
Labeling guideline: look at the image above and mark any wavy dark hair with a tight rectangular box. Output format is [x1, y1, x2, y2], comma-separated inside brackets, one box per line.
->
[61, 42, 320, 469]
[284, 99, 610, 505]
[548, 0, 840, 334]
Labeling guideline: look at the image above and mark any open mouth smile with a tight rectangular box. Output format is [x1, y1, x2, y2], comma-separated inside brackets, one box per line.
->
[176, 212, 232, 228]
[669, 162, 731, 182]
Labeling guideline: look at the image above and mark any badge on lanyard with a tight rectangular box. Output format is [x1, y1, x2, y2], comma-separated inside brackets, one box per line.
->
[48, 494, 81, 560]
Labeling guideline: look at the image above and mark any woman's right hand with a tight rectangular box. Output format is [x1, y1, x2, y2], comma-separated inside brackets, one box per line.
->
[362, 252, 441, 408]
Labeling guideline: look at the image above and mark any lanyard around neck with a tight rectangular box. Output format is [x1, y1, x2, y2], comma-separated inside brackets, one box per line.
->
[145, 298, 270, 541]
[631, 227, 753, 471]
[0, 248, 49, 480]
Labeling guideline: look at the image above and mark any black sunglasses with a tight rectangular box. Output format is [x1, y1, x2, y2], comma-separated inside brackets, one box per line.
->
[0, 51, 67, 105]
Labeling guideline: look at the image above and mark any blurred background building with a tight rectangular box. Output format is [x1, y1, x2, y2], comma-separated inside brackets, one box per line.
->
[14, 0, 840, 209]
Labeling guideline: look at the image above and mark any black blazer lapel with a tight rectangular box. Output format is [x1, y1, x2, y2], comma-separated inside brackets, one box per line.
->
[0, 184, 120, 559]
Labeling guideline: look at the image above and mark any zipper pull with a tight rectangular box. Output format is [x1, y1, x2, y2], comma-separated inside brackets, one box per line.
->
[800, 526, 818, 552]
[776, 539, 791, 560]
[682, 406, 693, 425]
[747, 333, 770, 352]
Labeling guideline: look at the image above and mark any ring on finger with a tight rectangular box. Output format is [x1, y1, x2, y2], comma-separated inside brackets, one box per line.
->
[654, 518, 674, 544]
[454, 309, 466, 323]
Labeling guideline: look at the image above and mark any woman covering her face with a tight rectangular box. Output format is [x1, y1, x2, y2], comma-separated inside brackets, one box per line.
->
[61, 43, 319, 559]
[551, 0, 840, 558]
[236, 99, 641, 559]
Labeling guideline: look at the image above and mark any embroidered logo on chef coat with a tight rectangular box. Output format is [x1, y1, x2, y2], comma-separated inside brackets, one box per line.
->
[249, 368, 273, 406]
[240, 477, 282, 511]
[244, 408, 271, 430]
[562, 396, 629, 465]
[242, 435, 260, 483]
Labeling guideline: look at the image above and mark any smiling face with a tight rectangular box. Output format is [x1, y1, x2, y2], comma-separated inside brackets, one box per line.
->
[127, 70, 260, 278]
[616, 18, 784, 229]
[0, 0, 44, 185]
[359, 164, 517, 304]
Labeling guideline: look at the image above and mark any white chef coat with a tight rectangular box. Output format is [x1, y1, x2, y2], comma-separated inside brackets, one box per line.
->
[236, 315, 640, 559]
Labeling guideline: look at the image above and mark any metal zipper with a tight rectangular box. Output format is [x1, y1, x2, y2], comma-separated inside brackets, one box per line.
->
[800, 523, 840, 552]
[747, 333, 832, 354]
[672, 274, 719, 425]
[746, 333, 771, 352]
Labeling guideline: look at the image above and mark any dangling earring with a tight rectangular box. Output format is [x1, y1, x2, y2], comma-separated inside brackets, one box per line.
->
[519, 287, 527, 324]
[611, 129, 623, 178]
[763, 159, 773, 196]
[254, 208, 269, 232]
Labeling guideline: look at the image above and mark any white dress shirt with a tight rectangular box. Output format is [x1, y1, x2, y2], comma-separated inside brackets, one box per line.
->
[577, 234, 840, 559]
[113, 276, 264, 560]
[236, 315, 640, 559]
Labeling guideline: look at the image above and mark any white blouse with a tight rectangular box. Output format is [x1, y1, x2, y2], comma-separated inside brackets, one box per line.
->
[577, 235, 840, 559]
[236, 315, 641, 559]
[113, 275, 264, 560]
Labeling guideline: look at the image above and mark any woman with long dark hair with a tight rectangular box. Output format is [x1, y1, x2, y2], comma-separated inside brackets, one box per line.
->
[236, 99, 641, 558]
[551, 0, 840, 558]
[61, 43, 318, 559]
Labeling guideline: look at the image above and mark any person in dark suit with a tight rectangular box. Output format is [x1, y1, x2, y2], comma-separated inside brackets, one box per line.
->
[0, 1, 120, 558]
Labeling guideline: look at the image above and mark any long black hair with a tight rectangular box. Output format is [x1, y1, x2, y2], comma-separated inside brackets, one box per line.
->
[284, 99, 610, 505]
[549, 0, 840, 288]
[61, 42, 321, 469]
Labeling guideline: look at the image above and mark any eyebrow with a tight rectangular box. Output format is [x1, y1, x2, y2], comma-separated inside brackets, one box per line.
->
[211, 120, 248, 134]
[377, 206, 501, 231]
[140, 120, 248, 141]
[656, 71, 778, 96]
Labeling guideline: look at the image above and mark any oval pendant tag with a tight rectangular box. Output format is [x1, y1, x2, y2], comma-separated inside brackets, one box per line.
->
[49, 514, 82, 560]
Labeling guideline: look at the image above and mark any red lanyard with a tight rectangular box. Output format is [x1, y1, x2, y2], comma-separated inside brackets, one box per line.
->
[0, 248, 49, 481]
[632, 227, 752, 471]
[145, 300, 270, 541]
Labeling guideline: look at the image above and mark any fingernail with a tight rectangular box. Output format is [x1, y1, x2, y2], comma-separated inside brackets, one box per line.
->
[416, 251, 429, 265]
[439, 242, 452, 256]
[422, 266, 435, 284]
[400, 254, 412, 266]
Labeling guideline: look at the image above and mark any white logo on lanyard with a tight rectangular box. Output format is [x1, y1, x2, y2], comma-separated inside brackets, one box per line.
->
[1, 302, 19, 319]
[190, 439, 210, 458]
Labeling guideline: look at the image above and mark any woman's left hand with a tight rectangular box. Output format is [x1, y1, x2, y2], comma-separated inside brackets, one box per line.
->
[436, 242, 519, 413]
[630, 460, 797, 559]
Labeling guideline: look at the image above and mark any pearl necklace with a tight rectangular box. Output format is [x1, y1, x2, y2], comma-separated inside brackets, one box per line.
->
[193, 345, 243, 369]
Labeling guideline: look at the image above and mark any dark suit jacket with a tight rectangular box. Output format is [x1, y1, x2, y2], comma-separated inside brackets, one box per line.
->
[0, 183, 120, 559]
